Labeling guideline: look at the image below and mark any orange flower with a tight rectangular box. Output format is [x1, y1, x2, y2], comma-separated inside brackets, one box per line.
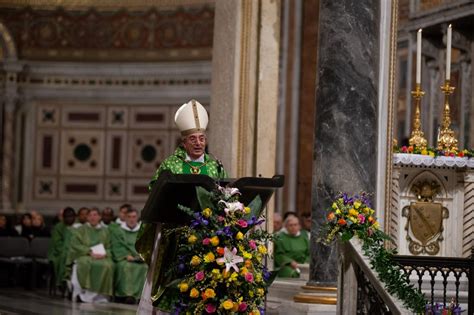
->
[245, 259, 252, 268]
[216, 247, 225, 256]
[337, 219, 347, 226]
[408, 146, 414, 153]
[327, 212, 335, 221]
[368, 216, 374, 224]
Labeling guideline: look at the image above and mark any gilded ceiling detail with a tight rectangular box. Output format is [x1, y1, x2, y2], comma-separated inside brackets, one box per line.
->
[0, 5, 214, 61]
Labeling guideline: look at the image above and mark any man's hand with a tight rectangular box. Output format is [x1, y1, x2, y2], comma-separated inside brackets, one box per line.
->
[126, 255, 135, 262]
[290, 261, 298, 269]
[91, 253, 106, 259]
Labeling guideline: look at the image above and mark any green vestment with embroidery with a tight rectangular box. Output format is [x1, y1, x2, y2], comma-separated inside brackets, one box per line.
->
[135, 146, 226, 310]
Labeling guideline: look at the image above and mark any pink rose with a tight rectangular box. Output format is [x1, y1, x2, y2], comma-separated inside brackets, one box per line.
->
[202, 238, 211, 245]
[245, 272, 254, 282]
[205, 303, 216, 313]
[195, 271, 205, 281]
[217, 216, 225, 222]
[248, 240, 257, 250]
[237, 219, 248, 228]
[358, 214, 366, 224]
[238, 302, 248, 312]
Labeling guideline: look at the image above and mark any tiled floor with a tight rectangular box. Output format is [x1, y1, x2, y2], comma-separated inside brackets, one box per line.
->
[0, 289, 137, 315]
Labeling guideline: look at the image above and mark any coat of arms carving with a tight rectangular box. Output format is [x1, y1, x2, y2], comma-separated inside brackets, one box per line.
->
[402, 180, 449, 255]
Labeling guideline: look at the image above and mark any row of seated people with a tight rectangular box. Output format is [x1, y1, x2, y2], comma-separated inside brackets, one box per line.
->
[48, 204, 147, 304]
[0, 211, 51, 239]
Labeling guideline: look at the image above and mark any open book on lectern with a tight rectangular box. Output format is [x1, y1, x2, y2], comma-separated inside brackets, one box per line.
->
[140, 170, 284, 225]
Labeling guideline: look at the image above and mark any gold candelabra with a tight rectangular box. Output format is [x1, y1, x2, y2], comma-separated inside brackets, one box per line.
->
[409, 83, 427, 149]
[437, 80, 458, 152]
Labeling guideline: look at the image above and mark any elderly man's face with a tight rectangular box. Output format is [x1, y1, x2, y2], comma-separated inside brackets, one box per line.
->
[182, 132, 206, 160]
[285, 216, 301, 236]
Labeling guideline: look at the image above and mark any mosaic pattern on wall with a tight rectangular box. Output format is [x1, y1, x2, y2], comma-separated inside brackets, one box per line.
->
[34, 103, 183, 203]
[0, 6, 214, 61]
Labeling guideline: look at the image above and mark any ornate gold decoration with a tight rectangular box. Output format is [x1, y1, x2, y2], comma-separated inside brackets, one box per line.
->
[181, 158, 208, 175]
[437, 80, 458, 152]
[402, 180, 448, 255]
[408, 83, 427, 149]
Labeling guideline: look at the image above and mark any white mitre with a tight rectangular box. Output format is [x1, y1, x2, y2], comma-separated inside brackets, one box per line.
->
[174, 99, 209, 136]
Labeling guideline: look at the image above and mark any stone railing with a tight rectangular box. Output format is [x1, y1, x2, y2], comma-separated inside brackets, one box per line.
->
[337, 238, 412, 315]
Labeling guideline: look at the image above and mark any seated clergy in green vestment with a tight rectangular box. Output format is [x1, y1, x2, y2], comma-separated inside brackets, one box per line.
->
[136, 100, 227, 313]
[48, 207, 76, 288]
[274, 215, 310, 278]
[68, 208, 114, 303]
[110, 208, 147, 303]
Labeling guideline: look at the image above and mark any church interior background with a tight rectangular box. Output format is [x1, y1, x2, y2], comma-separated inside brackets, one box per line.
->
[0, 0, 474, 314]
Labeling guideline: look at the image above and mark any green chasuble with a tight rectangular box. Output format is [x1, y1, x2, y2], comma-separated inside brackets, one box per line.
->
[48, 222, 75, 286]
[67, 224, 114, 296]
[110, 224, 148, 299]
[274, 231, 310, 278]
[135, 146, 226, 310]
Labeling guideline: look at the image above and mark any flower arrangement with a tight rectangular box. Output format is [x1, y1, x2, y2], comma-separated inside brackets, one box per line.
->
[320, 192, 427, 313]
[425, 300, 464, 315]
[170, 186, 274, 314]
[394, 145, 473, 158]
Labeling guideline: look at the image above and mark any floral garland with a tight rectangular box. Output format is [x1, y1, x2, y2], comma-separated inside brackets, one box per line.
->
[320, 193, 426, 313]
[170, 186, 274, 314]
[394, 145, 473, 158]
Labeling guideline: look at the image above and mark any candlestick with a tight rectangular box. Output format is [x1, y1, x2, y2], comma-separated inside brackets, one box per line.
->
[446, 24, 452, 81]
[416, 29, 422, 84]
[409, 83, 427, 149]
[437, 80, 458, 152]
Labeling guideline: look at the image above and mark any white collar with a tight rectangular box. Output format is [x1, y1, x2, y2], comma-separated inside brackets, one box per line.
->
[282, 228, 301, 237]
[86, 222, 103, 230]
[120, 221, 141, 232]
[185, 153, 205, 163]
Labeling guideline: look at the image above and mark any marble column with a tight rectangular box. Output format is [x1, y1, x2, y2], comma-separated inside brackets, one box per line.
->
[310, 0, 379, 285]
[1, 96, 16, 212]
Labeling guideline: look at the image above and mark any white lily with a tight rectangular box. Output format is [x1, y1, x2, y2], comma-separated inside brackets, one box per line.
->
[219, 200, 244, 215]
[218, 186, 241, 199]
[216, 247, 244, 272]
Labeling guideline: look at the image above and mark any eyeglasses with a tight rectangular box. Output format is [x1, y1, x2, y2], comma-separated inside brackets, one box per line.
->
[186, 135, 206, 145]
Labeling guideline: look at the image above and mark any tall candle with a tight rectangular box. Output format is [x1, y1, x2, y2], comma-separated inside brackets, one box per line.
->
[416, 29, 422, 84]
[446, 24, 452, 81]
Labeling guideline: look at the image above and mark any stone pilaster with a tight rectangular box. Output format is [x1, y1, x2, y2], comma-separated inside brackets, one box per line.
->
[1, 96, 17, 212]
[310, 0, 380, 285]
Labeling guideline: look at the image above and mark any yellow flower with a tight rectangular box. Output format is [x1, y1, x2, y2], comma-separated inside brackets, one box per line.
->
[189, 288, 199, 298]
[228, 272, 238, 282]
[257, 288, 265, 296]
[222, 300, 234, 310]
[240, 267, 248, 275]
[354, 201, 361, 209]
[202, 208, 212, 217]
[258, 245, 267, 254]
[236, 232, 244, 240]
[421, 149, 428, 155]
[204, 288, 216, 299]
[373, 221, 380, 229]
[211, 269, 221, 280]
[331, 202, 338, 210]
[178, 282, 189, 292]
[335, 209, 341, 215]
[244, 207, 251, 214]
[255, 273, 263, 283]
[210, 236, 220, 246]
[349, 209, 358, 216]
[204, 252, 215, 263]
[349, 216, 357, 223]
[190, 255, 201, 266]
[429, 151, 435, 157]
[188, 235, 197, 244]
[249, 290, 254, 297]
[242, 251, 252, 259]
[250, 309, 261, 315]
